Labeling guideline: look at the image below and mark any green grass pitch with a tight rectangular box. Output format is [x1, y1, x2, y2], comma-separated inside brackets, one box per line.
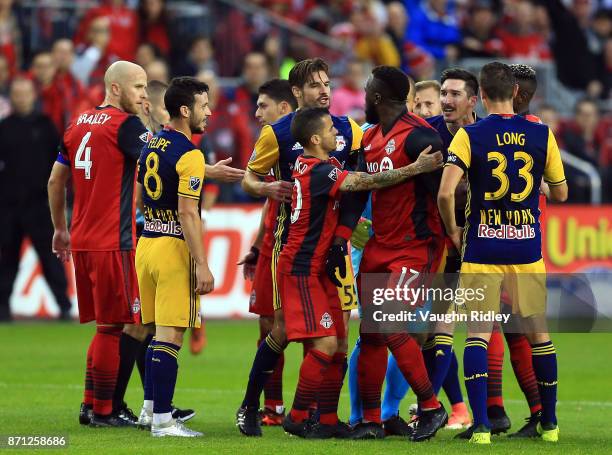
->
[1, 320, 611, 454]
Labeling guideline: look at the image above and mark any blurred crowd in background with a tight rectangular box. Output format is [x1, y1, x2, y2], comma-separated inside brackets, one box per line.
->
[0, 0, 610, 204]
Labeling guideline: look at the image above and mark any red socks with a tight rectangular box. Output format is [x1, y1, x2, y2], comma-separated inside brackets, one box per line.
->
[505, 332, 542, 414]
[487, 328, 505, 408]
[358, 337, 387, 423]
[92, 326, 122, 416]
[290, 349, 331, 423]
[319, 353, 346, 425]
[83, 337, 95, 406]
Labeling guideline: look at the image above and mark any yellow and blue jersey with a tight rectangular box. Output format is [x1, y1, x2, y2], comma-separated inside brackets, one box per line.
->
[137, 127, 205, 240]
[248, 111, 362, 249]
[447, 114, 565, 264]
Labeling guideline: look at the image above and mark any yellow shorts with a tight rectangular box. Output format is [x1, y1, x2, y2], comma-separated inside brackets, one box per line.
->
[136, 236, 201, 328]
[458, 259, 546, 317]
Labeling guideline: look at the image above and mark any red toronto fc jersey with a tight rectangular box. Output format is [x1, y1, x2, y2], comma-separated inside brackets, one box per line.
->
[278, 155, 349, 275]
[58, 105, 149, 251]
[261, 197, 279, 258]
[362, 110, 444, 247]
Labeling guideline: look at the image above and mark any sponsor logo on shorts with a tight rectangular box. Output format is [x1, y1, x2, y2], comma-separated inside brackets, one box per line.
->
[144, 219, 183, 236]
[477, 224, 536, 240]
[320, 312, 333, 329]
[132, 298, 141, 314]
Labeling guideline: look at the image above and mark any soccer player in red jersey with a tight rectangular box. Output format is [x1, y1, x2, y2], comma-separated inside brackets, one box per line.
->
[238, 79, 297, 424]
[348, 66, 449, 441]
[281, 107, 443, 438]
[48, 61, 148, 427]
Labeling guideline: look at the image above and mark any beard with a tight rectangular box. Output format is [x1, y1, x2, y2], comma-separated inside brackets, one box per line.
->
[119, 92, 138, 115]
[189, 115, 205, 134]
[365, 103, 379, 124]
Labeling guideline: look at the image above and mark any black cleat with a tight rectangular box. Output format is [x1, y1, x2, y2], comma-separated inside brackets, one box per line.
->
[236, 406, 262, 437]
[115, 403, 138, 427]
[488, 405, 511, 434]
[172, 405, 196, 423]
[349, 421, 386, 440]
[282, 413, 310, 438]
[455, 425, 474, 439]
[89, 413, 135, 427]
[305, 422, 337, 439]
[383, 414, 413, 437]
[79, 403, 93, 425]
[508, 411, 541, 438]
[334, 421, 353, 439]
[410, 405, 448, 442]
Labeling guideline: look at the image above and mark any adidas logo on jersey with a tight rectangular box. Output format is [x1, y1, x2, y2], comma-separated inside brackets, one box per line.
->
[292, 142, 303, 151]
[320, 312, 333, 329]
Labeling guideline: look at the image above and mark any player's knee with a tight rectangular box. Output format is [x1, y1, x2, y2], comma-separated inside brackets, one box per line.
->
[155, 326, 186, 347]
[123, 323, 149, 341]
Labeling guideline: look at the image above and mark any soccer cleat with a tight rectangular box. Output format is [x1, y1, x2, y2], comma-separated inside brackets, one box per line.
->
[446, 402, 472, 429]
[349, 422, 386, 440]
[79, 403, 93, 425]
[236, 406, 262, 437]
[537, 422, 559, 442]
[137, 406, 153, 430]
[189, 323, 207, 355]
[468, 424, 491, 444]
[382, 414, 413, 437]
[282, 413, 310, 438]
[305, 422, 337, 439]
[151, 418, 202, 437]
[487, 405, 511, 434]
[89, 413, 136, 428]
[260, 407, 285, 426]
[455, 425, 474, 439]
[410, 404, 448, 442]
[333, 421, 353, 439]
[172, 405, 196, 423]
[115, 403, 138, 426]
[508, 411, 541, 438]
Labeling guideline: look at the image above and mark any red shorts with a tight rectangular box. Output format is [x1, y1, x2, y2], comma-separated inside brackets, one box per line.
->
[249, 253, 274, 317]
[278, 272, 346, 342]
[360, 237, 445, 274]
[72, 250, 140, 325]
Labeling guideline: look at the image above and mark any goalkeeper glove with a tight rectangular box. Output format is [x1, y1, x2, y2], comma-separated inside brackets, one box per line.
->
[326, 243, 348, 288]
[351, 218, 372, 250]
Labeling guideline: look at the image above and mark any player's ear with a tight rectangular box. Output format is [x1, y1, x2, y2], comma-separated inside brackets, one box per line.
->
[291, 86, 301, 102]
[179, 104, 190, 119]
[311, 133, 321, 146]
[279, 101, 290, 115]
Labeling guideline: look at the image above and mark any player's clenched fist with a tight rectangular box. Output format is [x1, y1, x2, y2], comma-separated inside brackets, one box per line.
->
[264, 180, 293, 203]
[195, 262, 215, 295]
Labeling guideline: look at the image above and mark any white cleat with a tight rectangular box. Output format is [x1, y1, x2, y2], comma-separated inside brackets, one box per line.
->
[137, 407, 153, 430]
[151, 419, 203, 437]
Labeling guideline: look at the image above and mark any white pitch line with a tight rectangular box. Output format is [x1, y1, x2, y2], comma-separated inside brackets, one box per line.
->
[1, 382, 611, 408]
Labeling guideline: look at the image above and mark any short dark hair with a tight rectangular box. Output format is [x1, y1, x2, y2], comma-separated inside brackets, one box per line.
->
[290, 107, 329, 148]
[440, 67, 479, 97]
[258, 78, 298, 110]
[164, 77, 209, 119]
[479, 62, 516, 102]
[372, 65, 409, 102]
[510, 63, 537, 93]
[288, 58, 329, 89]
[147, 80, 168, 102]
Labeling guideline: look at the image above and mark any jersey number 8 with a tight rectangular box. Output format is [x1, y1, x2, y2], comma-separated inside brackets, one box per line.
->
[144, 152, 163, 200]
[485, 151, 534, 202]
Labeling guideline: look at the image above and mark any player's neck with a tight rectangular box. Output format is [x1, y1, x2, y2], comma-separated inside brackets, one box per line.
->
[447, 111, 476, 135]
[379, 105, 405, 134]
[485, 100, 515, 116]
[169, 119, 192, 141]
[101, 98, 122, 111]
[303, 147, 329, 161]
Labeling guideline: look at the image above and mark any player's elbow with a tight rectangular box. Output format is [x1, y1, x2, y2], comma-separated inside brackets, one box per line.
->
[437, 188, 454, 207]
[549, 183, 568, 202]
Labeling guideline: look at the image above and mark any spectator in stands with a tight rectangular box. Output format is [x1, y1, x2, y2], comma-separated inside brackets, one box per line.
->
[135, 42, 161, 69]
[460, 1, 504, 59]
[496, 0, 551, 60]
[0, 0, 21, 76]
[405, 0, 462, 62]
[386, 1, 408, 55]
[537, 104, 561, 135]
[537, 0, 600, 92]
[72, 15, 117, 90]
[561, 99, 603, 166]
[599, 36, 612, 100]
[51, 39, 88, 132]
[74, 0, 138, 62]
[145, 58, 169, 83]
[30, 51, 64, 134]
[138, 0, 170, 56]
[352, 4, 401, 67]
[0, 54, 11, 120]
[0, 78, 72, 321]
[330, 58, 366, 124]
[172, 36, 217, 77]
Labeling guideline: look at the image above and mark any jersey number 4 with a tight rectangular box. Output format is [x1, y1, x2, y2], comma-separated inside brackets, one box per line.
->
[485, 151, 533, 202]
[75, 132, 93, 179]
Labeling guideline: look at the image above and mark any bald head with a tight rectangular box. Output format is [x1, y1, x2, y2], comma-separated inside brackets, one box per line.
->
[103, 61, 148, 114]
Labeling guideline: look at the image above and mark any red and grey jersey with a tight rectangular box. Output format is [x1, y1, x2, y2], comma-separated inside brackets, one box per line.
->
[362, 109, 445, 247]
[278, 155, 348, 275]
[57, 105, 148, 251]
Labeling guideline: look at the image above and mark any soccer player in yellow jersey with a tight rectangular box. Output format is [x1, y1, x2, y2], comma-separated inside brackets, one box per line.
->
[135, 77, 214, 437]
[438, 62, 567, 444]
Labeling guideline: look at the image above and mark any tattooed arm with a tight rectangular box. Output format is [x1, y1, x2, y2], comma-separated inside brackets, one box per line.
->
[339, 145, 443, 192]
